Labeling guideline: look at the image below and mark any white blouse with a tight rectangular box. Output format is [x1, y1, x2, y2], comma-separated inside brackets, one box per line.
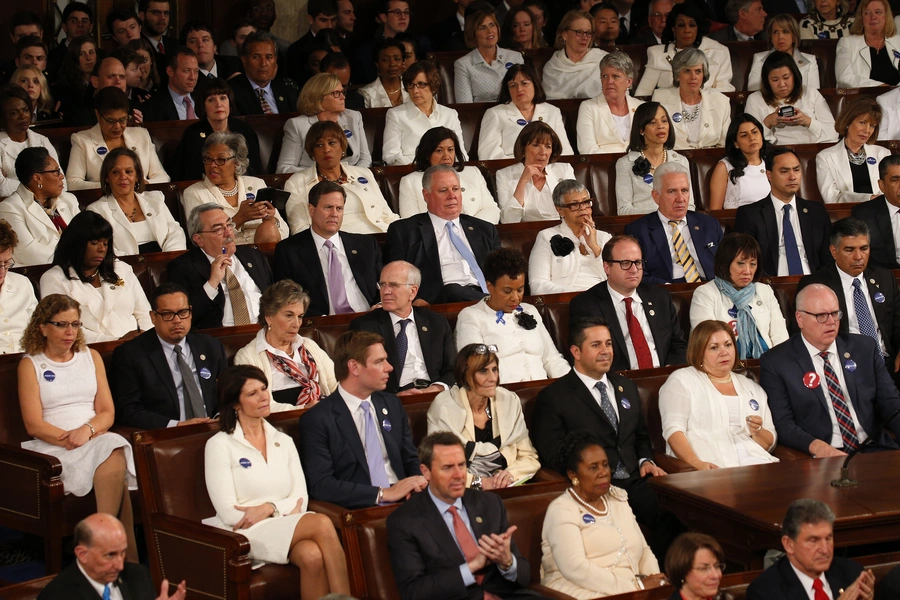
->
[495, 161, 575, 223]
[383, 100, 465, 166]
[576, 94, 644, 155]
[743, 87, 838, 146]
[746, 49, 820, 92]
[614, 150, 694, 215]
[358, 78, 410, 108]
[478, 102, 573, 160]
[528, 221, 612, 294]
[634, 38, 735, 97]
[398, 167, 500, 223]
[453, 47, 525, 103]
[719, 157, 771, 209]
[542, 48, 609, 100]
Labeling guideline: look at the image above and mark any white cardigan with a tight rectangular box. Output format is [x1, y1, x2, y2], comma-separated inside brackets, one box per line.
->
[528, 221, 612, 294]
[359, 78, 409, 108]
[66, 125, 170, 191]
[495, 161, 575, 223]
[86, 191, 186, 255]
[398, 167, 500, 223]
[815, 141, 890, 204]
[542, 48, 608, 100]
[275, 110, 371, 172]
[383, 100, 465, 166]
[747, 49, 820, 92]
[688, 280, 789, 351]
[478, 102, 573, 160]
[0, 184, 81, 266]
[576, 94, 643, 155]
[233, 328, 337, 397]
[181, 176, 288, 245]
[635, 37, 735, 96]
[743, 88, 838, 146]
[651, 86, 730, 150]
[0, 272, 37, 354]
[835, 34, 900, 88]
[0, 130, 62, 198]
[659, 367, 779, 468]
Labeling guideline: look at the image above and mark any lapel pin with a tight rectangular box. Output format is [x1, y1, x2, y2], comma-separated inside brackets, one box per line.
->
[351, 249, 358, 254]
[461, 187, 466, 192]
[870, 278, 876, 284]
[421, 326, 428, 331]
[475, 516, 483, 523]
[648, 309, 655, 316]
[200, 354, 206, 361]
[694, 226, 699, 230]
[200, 132, 206, 138]
[147, 212, 152, 217]
[468, 226, 474, 231]
[647, 301, 653, 306]
[617, 385, 624, 392]
[382, 407, 388, 415]
[274, 441, 280, 447]
[803, 207, 809, 213]
[278, 96, 284, 101]
[757, 300, 762, 306]
[247, 263, 253, 268]
[844, 352, 850, 358]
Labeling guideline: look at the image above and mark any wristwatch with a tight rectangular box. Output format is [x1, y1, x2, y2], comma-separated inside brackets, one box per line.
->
[471, 476, 483, 490]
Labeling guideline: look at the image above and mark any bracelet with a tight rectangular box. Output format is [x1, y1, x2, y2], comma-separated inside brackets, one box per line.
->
[268, 502, 279, 518]
[85, 421, 96, 439]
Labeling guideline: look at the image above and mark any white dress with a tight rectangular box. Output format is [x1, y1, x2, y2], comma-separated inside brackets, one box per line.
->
[21, 350, 137, 497]
[719, 158, 771, 209]
[495, 162, 576, 223]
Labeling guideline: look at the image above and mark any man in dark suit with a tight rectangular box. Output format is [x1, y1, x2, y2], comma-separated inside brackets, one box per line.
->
[851, 155, 900, 270]
[48, 2, 93, 79]
[569, 235, 688, 371]
[350, 261, 456, 395]
[180, 21, 242, 100]
[734, 148, 833, 277]
[230, 30, 299, 115]
[112, 282, 227, 430]
[38, 513, 185, 600]
[299, 330, 427, 509]
[385, 164, 500, 304]
[167, 204, 273, 330]
[630, 0, 672, 44]
[614, 0, 650, 44]
[708, 0, 768, 42]
[387, 432, 537, 600]
[624, 162, 722, 285]
[760, 284, 900, 458]
[285, 0, 339, 83]
[141, 48, 200, 122]
[138, 0, 178, 56]
[746, 499, 875, 600]
[428, 0, 471, 51]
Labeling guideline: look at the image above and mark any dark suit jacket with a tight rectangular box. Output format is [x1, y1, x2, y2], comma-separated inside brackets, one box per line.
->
[141, 87, 193, 122]
[144, 33, 179, 57]
[429, 13, 469, 51]
[630, 28, 662, 45]
[111, 329, 227, 430]
[746, 556, 862, 600]
[387, 488, 531, 600]
[168, 116, 263, 181]
[734, 195, 833, 277]
[852, 196, 900, 270]
[384, 213, 501, 304]
[623, 211, 722, 285]
[299, 389, 420, 509]
[166, 246, 273, 330]
[349, 307, 456, 392]
[273, 229, 381, 317]
[230, 74, 299, 116]
[532, 369, 654, 476]
[569, 282, 688, 372]
[709, 26, 768, 42]
[38, 562, 155, 600]
[193, 56, 244, 99]
[760, 334, 900, 453]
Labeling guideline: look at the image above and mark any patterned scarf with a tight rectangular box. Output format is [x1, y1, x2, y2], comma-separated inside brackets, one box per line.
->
[265, 344, 322, 406]
[714, 278, 769, 359]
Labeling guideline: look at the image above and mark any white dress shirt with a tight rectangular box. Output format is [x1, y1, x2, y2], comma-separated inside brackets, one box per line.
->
[337, 384, 399, 484]
[248, 79, 279, 114]
[657, 211, 707, 280]
[801, 336, 868, 447]
[789, 562, 835, 600]
[158, 335, 205, 427]
[573, 369, 619, 420]
[276, 110, 371, 172]
[428, 212, 480, 287]
[389, 309, 432, 387]
[607, 286, 661, 369]
[201, 250, 262, 327]
[771, 195, 811, 276]
[837, 268, 886, 354]
[76, 561, 124, 600]
[397, 167, 500, 223]
[310, 230, 370, 313]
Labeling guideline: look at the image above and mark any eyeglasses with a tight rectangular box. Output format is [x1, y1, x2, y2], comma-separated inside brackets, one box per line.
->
[101, 115, 128, 126]
[560, 199, 593, 211]
[153, 308, 192, 321]
[38, 168, 63, 177]
[567, 28, 593, 38]
[197, 220, 235, 235]
[800, 310, 843, 323]
[605, 259, 645, 270]
[473, 344, 499, 354]
[0, 259, 15, 271]
[508, 80, 533, 89]
[692, 563, 726, 575]
[202, 156, 235, 166]
[406, 81, 430, 90]
[377, 281, 413, 291]
[46, 320, 82, 330]
[386, 9, 411, 16]
[326, 90, 346, 98]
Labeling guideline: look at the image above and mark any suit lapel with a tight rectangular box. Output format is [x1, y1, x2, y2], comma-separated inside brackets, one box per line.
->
[596, 285, 629, 366]
[460, 217, 488, 264]
[414, 308, 437, 380]
[762, 199, 779, 275]
[341, 232, 368, 293]
[421, 494, 466, 564]
[332, 397, 369, 473]
[874, 198, 897, 260]
[418, 216, 442, 277]
[146, 333, 180, 411]
[461, 491, 489, 541]
[299, 232, 328, 306]
[647, 216, 674, 280]
[822, 265, 851, 337]
[865, 269, 890, 337]
[792, 336, 832, 414]
[187, 333, 215, 414]
[372, 393, 403, 473]
[797, 198, 818, 270]
[235, 247, 268, 292]
[834, 337, 861, 417]
[567, 371, 617, 433]
[377, 312, 401, 389]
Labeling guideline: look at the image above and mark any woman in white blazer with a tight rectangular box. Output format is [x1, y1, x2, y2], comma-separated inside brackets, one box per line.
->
[398, 127, 500, 223]
[747, 16, 820, 92]
[0, 87, 62, 198]
[835, 0, 900, 88]
[359, 39, 410, 108]
[817, 97, 891, 204]
[0, 220, 37, 354]
[454, 10, 525, 103]
[542, 10, 608, 100]
[66, 87, 169, 191]
[85, 148, 185, 256]
[383, 60, 465, 166]
[204, 365, 352, 593]
[0, 148, 80, 267]
[479, 64, 571, 160]
[39, 212, 153, 343]
[577, 52, 644, 155]
[276, 73, 370, 173]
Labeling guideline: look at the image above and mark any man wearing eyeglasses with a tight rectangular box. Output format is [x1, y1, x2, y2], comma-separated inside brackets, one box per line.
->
[139, 0, 177, 58]
[631, 0, 671, 44]
[760, 284, 900, 458]
[353, 0, 431, 84]
[111, 282, 227, 430]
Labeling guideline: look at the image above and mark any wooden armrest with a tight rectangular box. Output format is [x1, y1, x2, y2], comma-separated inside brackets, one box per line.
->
[652, 453, 696, 474]
[529, 583, 578, 600]
[308, 500, 351, 531]
[0, 442, 63, 477]
[0, 443, 64, 517]
[773, 445, 810, 461]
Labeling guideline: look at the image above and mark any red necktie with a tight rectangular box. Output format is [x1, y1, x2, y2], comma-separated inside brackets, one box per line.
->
[624, 297, 653, 369]
[812, 578, 830, 600]
[157, 42, 165, 54]
[447, 506, 501, 600]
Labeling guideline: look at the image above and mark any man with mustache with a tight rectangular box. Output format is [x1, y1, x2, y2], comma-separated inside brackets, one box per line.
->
[230, 30, 298, 115]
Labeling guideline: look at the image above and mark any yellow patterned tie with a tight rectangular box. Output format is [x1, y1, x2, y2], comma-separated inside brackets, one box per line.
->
[668, 220, 700, 283]
[225, 267, 251, 325]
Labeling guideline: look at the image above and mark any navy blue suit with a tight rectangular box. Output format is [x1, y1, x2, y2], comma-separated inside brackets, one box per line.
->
[623, 211, 722, 285]
[760, 333, 900, 454]
[746, 556, 862, 600]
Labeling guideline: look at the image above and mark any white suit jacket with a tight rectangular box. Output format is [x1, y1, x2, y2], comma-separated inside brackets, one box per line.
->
[815, 141, 890, 204]
[496, 161, 575, 223]
[86, 191, 186, 255]
[275, 110, 371, 173]
[0, 130, 63, 198]
[398, 167, 500, 223]
[747, 49, 820, 91]
[542, 48, 608, 100]
[835, 34, 900, 88]
[181, 176, 288, 245]
[877, 87, 900, 140]
[576, 94, 644, 155]
[635, 37, 734, 96]
[743, 87, 838, 146]
[0, 184, 81, 266]
[528, 221, 612, 294]
[0, 271, 37, 354]
[66, 125, 169, 191]
[383, 100, 465, 166]
[359, 79, 410, 108]
[478, 102, 572, 160]
[652, 86, 731, 150]
[688, 280, 789, 350]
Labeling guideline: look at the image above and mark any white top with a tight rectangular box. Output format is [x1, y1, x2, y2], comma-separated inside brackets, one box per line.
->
[276, 110, 371, 172]
[383, 100, 465, 166]
[200, 249, 262, 327]
[528, 221, 612, 294]
[398, 167, 500, 223]
[747, 49, 820, 92]
[66, 125, 170, 190]
[359, 78, 410, 108]
[0, 272, 37, 354]
[837, 268, 886, 354]
[495, 161, 575, 223]
[719, 157, 771, 209]
[689, 280, 790, 351]
[608, 285, 661, 369]
[542, 48, 608, 100]
[234, 327, 338, 395]
[815, 141, 890, 204]
[770, 195, 812, 276]
[835, 34, 900, 88]
[877, 87, 900, 141]
[428, 212, 481, 287]
[614, 151, 693, 215]
[635, 38, 735, 96]
[744, 87, 838, 146]
[0, 130, 63, 198]
[337, 384, 399, 483]
[652, 86, 730, 150]
[181, 176, 289, 245]
[478, 102, 573, 160]
[86, 191, 186, 255]
[309, 229, 371, 313]
[453, 47, 525, 103]
[576, 94, 644, 155]
[388, 309, 433, 387]
[0, 183, 81, 266]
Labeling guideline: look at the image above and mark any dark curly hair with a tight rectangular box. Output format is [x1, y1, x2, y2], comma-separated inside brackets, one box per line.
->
[413, 127, 467, 171]
[555, 430, 605, 479]
[483, 248, 528, 285]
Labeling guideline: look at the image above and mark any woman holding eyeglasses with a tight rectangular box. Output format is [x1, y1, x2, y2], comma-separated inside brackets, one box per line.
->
[66, 87, 169, 191]
[454, 10, 525, 103]
[0, 86, 63, 198]
[0, 219, 37, 354]
[277, 72, 370, 173]
[542, 10, 608, 100]
[664, 533, 727, 600]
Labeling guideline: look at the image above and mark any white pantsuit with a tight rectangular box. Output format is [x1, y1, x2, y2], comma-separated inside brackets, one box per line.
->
[276, 110, 371, 173]
[85, 192, 186, 255]
[634, 38, 734, 97]
[744, 88, 838, 146]
[0, 130, 62, 198]
[495, 162, 575, 223]
[747, 49, 820, 92]
[815, 141, 890, 204]
[181, 176, 288, 245]
[576, 95, 643, 155]
[398, 167, 500, 223]
[66, 125, 169, 191]
[478, 102, 573, 160]
[528, 222, 612, 294]
[383, 101, 465, 166]
[359, 79, 409, 108]
[0, 184, 80, 266]
[652, 87, 730, 150]
[835, 34, 900, 88]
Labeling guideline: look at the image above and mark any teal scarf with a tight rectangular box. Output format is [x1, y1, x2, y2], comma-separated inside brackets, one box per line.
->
[714, 278, 769, 359]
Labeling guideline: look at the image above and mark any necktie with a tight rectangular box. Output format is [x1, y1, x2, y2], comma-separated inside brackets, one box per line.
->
[184, 96, 196, 120]
[595, 382, 631, 479]
[157, 41, 165, 54]
[445, 222, 487, 292]
[102, 584, 111, 600]
[819, 352, 860, 451]
[224, 267, 251, 325]
[257, 88, 274, 114]
[447, 506, 502, 599]
[619, 16, 628, 36]
[323, 239, 353, 314]
[782, 204, 804, 276]
[174, 344, 205, 420]
[812, 578, 829, 600]
[668, 220, 700, 283]
[360, 401, 391, 488]
[852, 279, 881, 349]
[396, 319, 410, 377]
[623, 297, 654, 369]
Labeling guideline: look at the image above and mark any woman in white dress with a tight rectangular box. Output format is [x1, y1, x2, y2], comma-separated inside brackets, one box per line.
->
[204, 365, 351, 597]
[86, 148, 185, 255]
[454, 10, 525, 103]
[542, 10, 608, 100]
[708, 114, 773, 210]
[18, 294, 138, 561]
[0, 86, 62, 198]
[660, 320, 779, 470]
[398, 127, 500, 223]
[455, 248, 570, 384]
[652, 47, 730, 151]
[479, 64, 571, 160]
[529, 179, 612, 294]
[0, 220, 36, 354]
[495, 122, 575, 223]
[744, 52, 837, 146]
[383, 60, 464, 166]
[817, 96, 890, 204]
[576, 51, 643, 155]
[747, 15, 820, 92]
[359, 38, 410, 108]
[835, 0, 900, 88]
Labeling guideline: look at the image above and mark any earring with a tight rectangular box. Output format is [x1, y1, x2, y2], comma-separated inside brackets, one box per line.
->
[38, 183, 43, 189]
[571, 477, 579, 487]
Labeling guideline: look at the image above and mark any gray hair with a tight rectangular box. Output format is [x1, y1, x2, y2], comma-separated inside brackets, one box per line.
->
[599, 51, 635, 80]
[241, 29, 279, 57]
[422, 164, 459, 193]
[782, 499, 836, 540]
[671, 47, 710, 87]
[552, 179, 588, 207]
[725, 0, 758, 24]
[795, 283, 838, 312]
[202, 131, 250, 177]
[383, 260, 422, 286]
[258, 279, 311, 327]
[187, 202, 226, 240]
[828, 217, 870, 248]
[651, 162, 690, 194]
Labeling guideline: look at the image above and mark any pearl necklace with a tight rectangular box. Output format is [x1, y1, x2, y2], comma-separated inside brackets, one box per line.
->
[567, 487, 609, 516]
[640, 148, 668, 170]
[220, 180, 239, 197]
[567, 488, 642, 579]
[707, 373, 733, 384]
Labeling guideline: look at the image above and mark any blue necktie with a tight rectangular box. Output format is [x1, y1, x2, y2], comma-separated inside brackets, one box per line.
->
[396, 319, 410, 377]
[782, 204, 804, 275]
[445, 222, 487, 292]
[852, 279, 881, 349]
[102, 584, 111, 600]
[360, 401, 391, 489]
[594, 382, 630, 479]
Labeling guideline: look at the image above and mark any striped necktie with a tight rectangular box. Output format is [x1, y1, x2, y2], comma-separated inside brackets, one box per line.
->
[668, 220, 700, 283]
[256, 88, 274, 114]
[818, 351, 860, 451]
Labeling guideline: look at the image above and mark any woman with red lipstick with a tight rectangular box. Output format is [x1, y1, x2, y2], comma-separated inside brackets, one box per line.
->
[541, 430, 664, 598]
[709, 114, 772, 210]
[454, 10, 524, 103]
[664, 533, 728, 600]
[660, 320, 779, 470]
[0, 87, 63, 198]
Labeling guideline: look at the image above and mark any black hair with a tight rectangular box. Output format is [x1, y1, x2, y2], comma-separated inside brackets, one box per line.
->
[760, 50, 803, 106]
[63, 2, 93, 22]
[166, 46, 197, 70]
[661, 1, 708, 47]
[217, 365, 269, 434]
[13, 147, 51, 185]
[497, 63, 547, 104]
[628, 101, 675, 153]
[93, 85, 131, 113]
[764, 147, 797, 171]
[308, 0, 339, 17]
[149, 282, 190, 311]
[413, 126, 467, 171]
[829, 217, 870, 248]
[373, 37, 406, 65]
[179, 20, 217, 45]
[52, 212, 117, 283]
[483, 248, 528, 284]
[320, 51, 350, 71]
[555, 430, 604, 478]
[106, 8, 140, 36]
[568, 316, 611, 349]
[10, 11, 43, 35]
[1, 86, 34, 131]
[723, 113, 772, 184]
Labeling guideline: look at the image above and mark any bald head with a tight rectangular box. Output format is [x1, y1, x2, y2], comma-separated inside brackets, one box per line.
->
[796, 284, 841, 351]
[75, 513, 128, 585]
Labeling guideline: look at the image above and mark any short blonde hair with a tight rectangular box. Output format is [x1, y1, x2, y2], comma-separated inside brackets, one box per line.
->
[20, 295, 86, 355]
[298, 72, 342, 116]
[850, 0, 896, 35]
[554, 10, 594, 49]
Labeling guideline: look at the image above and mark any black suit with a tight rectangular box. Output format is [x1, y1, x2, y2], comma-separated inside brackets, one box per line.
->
[166, 246, 273, 330]
[709, 26, 768, 42]
[194, 56, 244, 99]
[852, 196, 900, 270]
[387, 489, 533, 600]
[350, 307, 456, 393]
[141, 87, 195, 122]
[143, 33, 179, 57]
[746, 556, 862, 600]
[384, 213, 500, 304]
[168, 116, 263, 181]
[734, 195, 832, 277]
[38, 562, 155, 600]
[111, 329, 227, 430]
[273, 230, 381, 317]
[230, 74, 299, 116]
[299, 390, 420, 509]
[569, 282, 688, 372]
[429, 13, 468, 51]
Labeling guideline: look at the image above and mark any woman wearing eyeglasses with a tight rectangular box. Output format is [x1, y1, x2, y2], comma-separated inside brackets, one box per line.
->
[0, 219, 37, 354]
[426, 343, 540, 490]
[541, 10, 608, 100]
[664, 533, 728, 600]
[0, 86, 62, 198]
[66, 87, 169, 191]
